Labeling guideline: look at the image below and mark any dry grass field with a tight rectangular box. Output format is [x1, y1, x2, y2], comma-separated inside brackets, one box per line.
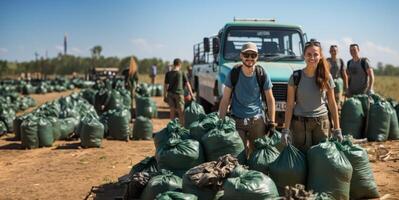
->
[374, 76, 399, 101]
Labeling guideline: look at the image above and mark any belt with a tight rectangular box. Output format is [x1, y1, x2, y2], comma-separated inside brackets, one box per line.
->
[292, 115, 328, 122]
[231, 114, 263, 126]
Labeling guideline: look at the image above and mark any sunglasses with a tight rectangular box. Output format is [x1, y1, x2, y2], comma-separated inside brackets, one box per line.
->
[242, 52, 258, 59]
[305, 41, 321, 47]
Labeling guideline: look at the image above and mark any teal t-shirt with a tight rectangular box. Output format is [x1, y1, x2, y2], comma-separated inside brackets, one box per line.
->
[288, 70, 335, 117]
[224, 68, 273, 118]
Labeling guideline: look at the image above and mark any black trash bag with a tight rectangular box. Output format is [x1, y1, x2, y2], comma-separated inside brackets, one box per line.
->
[307, 140, 353, 200]
[129, 156, 159, 176]
[132, 116, 153, 140]
[81, 89, 96, 105]
[184, 101, 205, 128]
[223, 166, 279, 200]
[248, 136, 280, 175]
[126, 171, 157, 199]
[341, 138, 380, 199]
[94, 89, 111, 113]
[269, 144, 306, 195]
[154, 119, 191, 150]
[21, 115, 39, 149]
[156, 138, 204, 173]
[155, 191, 198, 200]
[140, 171, 183, 200]
[341, 97, 365, 139]
[201, 117, 246, 164]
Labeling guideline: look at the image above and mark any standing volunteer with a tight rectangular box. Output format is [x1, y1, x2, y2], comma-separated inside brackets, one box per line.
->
[219, 42, 276, 157]
[164, 58, 195, 125]
[345, 43, 374, 97]
[326, 45, 347, 109]
[122, 57, 139, 117]
[281, 40, 342, 152]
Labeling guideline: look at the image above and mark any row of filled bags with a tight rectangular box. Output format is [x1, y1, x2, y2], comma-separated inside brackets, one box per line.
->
[124, 135, 378, 200]
[341, 93, 399, 141]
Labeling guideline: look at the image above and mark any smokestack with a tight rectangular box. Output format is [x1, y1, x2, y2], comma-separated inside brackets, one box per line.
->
[64, 33, 67, 55]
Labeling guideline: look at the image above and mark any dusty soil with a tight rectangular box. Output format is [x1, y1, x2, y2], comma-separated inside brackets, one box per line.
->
[0, 91, 398, 200]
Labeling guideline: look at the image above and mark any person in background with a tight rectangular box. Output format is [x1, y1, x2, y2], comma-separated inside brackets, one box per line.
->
[218, 42, 276, 158]
[150, 64, 157, 84]
[281, 40, 342, 153]
[122, 57, 139, 117]
[326, 45, 347, 109]
[164, 58, 194, 125]
[345, 43, 374, 97]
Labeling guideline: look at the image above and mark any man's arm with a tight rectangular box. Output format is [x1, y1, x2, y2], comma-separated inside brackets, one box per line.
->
[185, 82, 195, 100]
[218, 87, 232, 119]
[264, 89, 275, 122]
[367, 68, 374, 92]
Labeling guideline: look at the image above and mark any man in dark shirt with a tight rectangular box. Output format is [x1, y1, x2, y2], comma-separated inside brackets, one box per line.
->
[164, 58, 194, 125]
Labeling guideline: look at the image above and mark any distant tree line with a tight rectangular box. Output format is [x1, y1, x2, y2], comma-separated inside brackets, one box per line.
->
[0, 45, 191, 78]
[374, 62, 399, 76]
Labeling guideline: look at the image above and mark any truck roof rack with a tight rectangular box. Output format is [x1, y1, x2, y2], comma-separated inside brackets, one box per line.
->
[233, 17, 276, 22]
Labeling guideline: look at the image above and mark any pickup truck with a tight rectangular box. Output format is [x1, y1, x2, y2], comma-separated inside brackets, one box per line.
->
[191, 18, 307, 125]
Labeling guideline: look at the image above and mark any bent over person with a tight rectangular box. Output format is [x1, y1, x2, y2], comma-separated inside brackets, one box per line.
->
[219, 42, 276, 158]
[281, 40, 342, 153]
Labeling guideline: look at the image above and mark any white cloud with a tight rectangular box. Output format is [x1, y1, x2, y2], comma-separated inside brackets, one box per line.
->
[70, 47, 82, 54]
[0, 48, 9, 55]
[320, 37, 399, 67]
[130, 38, 165, 56]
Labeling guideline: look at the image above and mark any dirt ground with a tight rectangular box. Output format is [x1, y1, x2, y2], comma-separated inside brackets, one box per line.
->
[0, 91, 398, 200]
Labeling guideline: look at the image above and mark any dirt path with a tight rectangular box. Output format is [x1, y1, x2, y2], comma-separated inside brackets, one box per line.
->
[0, 92, 398, 200]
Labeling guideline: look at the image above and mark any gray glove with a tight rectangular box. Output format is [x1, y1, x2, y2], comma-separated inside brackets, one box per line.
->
[281, 128, 292, 146]
[332, 129, 343, 142]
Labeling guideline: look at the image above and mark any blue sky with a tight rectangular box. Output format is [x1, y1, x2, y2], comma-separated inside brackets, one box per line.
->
[0, 0, 398, 67]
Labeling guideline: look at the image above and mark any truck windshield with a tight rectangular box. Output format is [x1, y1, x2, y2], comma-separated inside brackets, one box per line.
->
[223, 28, 304, 62]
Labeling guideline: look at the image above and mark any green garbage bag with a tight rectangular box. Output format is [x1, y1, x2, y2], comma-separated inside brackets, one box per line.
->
[269, 144, 306, 195]
[108, 108, 131, 141]
[155, 84, 164, 97]
[136, 95, 157, 118]
[189, 112, 219, 141]
[154, 119, 191, 149]
[248, 136, 280, 175]
[38, 118, 54, 147]
[367, 101, 391, 142]
[81, 89, 96, 105]
[223, 166, 279, 199]
[155, 191, 198, 200]
[184, 101, 205, 128]
[341, 98, 365, 139]
[94, 89, 111, 113]
[353, 94, 371, 113]
[105, 90, 123, 111]
[307, 140, 353, 200]
[140, 172, 183, 200]
[388, 105, 399, 140]
[156, 138, 204, 172]
[48, 117, 61, 141]
[118, 88, 131, 109]
[79, 114, 104, 148]
[201, 118, 246, 163]
[0, 108, 16, 133]
[334, 78, 343, 93]
[14, 115, 30, 140]
[269, 130, 284, 152]
[0, 120, 7, 135]
[341, 138, 380, 199]
[59, 118, 79, 140]
[21, 116, 39, 149]
[132, 116, 153, 140]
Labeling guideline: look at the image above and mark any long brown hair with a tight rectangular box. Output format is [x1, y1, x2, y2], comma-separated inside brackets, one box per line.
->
[129, 57, 138, 76]
[304, 42, 331, 91]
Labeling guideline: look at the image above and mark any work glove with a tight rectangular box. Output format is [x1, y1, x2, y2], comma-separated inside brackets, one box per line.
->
[332, 128, 343, 142]
[366, 89, 374, 95]
[281, 128, 292, 146]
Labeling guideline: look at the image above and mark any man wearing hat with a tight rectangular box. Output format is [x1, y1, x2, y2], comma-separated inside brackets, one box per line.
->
[219, 42, 276, 158]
